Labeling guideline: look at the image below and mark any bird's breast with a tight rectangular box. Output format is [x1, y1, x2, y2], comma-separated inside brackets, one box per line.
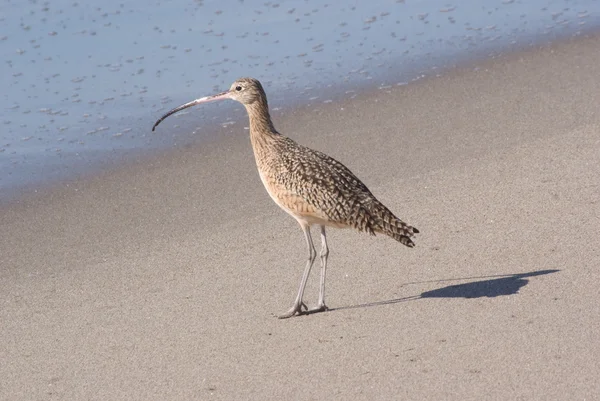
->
[255, 167, 348, 229]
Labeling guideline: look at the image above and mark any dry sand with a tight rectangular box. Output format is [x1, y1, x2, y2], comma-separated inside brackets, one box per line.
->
[2, 34, 600, 400]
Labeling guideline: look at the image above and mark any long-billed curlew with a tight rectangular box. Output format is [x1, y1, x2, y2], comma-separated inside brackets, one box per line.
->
[152, 77, 419, 318]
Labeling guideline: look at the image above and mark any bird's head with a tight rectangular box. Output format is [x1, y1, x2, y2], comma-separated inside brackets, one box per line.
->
[227, 77, 266, 105]
[152, 77, 267, 131]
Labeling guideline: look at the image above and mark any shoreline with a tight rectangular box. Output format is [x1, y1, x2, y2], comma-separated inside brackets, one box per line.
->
[3, 27, 600, 204]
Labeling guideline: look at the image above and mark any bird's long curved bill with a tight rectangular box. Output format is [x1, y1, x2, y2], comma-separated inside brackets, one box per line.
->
[152, 91, 230, 131]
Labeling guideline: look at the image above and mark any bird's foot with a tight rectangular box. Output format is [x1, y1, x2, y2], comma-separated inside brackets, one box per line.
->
[278, 302, 308, 319]
[307, 303, 329, 314]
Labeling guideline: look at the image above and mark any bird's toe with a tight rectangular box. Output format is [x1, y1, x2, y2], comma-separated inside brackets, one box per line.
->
[307, 304, 329, 314]
[278, 304, 305, 319]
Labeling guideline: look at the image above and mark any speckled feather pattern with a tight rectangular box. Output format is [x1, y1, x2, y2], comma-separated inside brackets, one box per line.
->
[242, 78, 418, 247]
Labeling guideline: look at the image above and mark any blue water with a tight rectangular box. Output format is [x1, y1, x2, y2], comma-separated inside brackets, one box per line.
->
[1, 0, 599, 197]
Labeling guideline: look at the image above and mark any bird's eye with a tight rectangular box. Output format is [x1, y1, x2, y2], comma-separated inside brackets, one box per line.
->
[235, 86, 242, 91]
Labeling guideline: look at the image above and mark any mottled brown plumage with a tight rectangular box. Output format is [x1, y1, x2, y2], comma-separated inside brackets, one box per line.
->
[152, 77, 418, 318]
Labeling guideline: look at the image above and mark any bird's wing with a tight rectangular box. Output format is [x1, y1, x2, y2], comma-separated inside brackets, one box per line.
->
[269, 139, 418, 244]
[273, 142, 377, 226]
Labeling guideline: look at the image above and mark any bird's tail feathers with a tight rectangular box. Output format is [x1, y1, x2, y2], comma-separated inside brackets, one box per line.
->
[371, 203, 419, 248]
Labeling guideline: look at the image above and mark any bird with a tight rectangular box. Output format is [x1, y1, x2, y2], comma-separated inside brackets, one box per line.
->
[152, 77, 419, 318]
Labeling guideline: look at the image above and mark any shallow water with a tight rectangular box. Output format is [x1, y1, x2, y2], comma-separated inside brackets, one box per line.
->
[1, 0, 599, 197]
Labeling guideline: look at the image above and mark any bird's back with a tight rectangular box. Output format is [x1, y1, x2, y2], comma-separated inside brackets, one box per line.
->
[256, 135, 418, 247]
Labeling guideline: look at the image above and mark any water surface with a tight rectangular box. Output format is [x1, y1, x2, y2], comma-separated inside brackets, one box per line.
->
[1, 0, 598, 198]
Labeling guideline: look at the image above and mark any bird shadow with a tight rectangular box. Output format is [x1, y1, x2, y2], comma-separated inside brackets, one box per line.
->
[327, 269, 560, 313]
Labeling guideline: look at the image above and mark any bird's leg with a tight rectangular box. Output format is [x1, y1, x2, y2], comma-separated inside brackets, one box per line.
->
[279, 223, 316, 319]
[309, 225, 329, 313]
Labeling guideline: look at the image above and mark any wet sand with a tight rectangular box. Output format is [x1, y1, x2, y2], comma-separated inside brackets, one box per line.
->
[2, 34, 600, 400]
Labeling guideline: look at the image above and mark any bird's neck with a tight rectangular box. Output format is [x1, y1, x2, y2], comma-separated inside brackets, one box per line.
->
[245, 99, 280, 157]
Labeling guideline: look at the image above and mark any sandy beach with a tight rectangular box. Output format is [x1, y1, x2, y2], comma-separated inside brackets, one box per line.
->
[2, 33, 600, 400]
